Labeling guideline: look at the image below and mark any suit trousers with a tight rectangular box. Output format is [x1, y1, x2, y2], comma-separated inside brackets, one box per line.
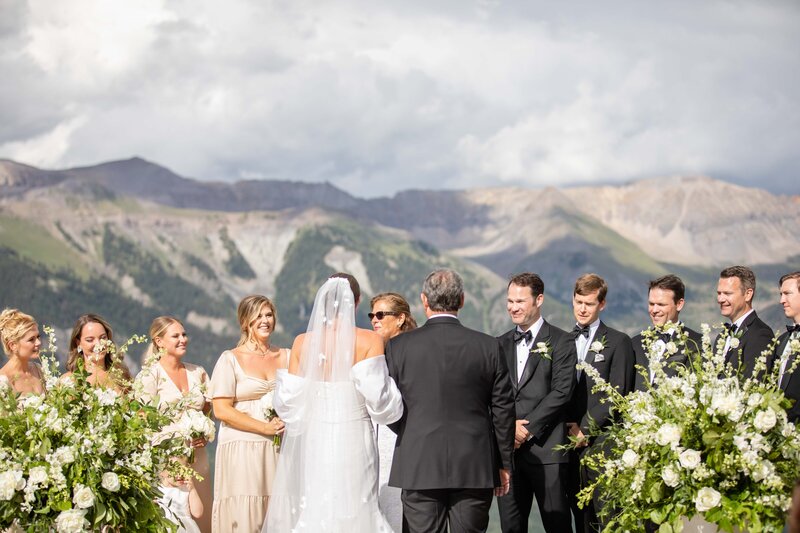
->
[401, 488, 493, 533]
[568, 445, 611, 533]
[497, 460, 571, 533]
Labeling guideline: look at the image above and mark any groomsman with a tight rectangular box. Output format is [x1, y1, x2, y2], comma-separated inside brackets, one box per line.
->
[566, 273, 635, 533]
[716, 265, 773, 377]
[496, 273, 576, 533]
[632, 274, 702, 391]
[775, 271, 800, 423]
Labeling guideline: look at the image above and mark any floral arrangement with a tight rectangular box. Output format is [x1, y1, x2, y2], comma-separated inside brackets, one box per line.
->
[260, 391, 281, 447]
[576, 322, 800, 532]
[0, 328, 188, 532]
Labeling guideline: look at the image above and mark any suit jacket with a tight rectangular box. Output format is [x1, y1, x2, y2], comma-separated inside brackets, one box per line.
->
[498, 321, 576, 464]
[776, 329, 800, 423]
[717, 311, 774, 378]
[567, 321, 635, 439]
[385, 316, 515, 490]
[632, 325, 702, 391]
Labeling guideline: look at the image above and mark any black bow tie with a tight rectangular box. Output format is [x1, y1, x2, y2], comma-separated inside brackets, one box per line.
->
[514, 330, 533, 344]
[573, 325, 590, 338]
[723, 323, 737, 334]
[658, 332, 672, 343]
[788, 324, 800, 334]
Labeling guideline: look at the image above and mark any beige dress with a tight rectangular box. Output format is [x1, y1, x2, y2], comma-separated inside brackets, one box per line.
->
[136, 361, 213, 533]
[209, 350, 283, 533]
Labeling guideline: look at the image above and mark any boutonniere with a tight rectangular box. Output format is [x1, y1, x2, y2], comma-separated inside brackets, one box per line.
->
[532, 341, 552, 360]
[590, 335, 607, 355]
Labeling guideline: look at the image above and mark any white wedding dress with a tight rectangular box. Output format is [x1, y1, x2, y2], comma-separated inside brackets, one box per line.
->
[262, 279, 404, 533]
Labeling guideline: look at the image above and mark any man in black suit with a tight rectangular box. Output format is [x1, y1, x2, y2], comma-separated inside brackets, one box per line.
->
[496, 273, 576, 533]
[632, 274, 702, 391]
[566, 273, 635, 533]
[716, 265, 774, 378]
[385, 269, 516, 533]
[776, 271, 800, 423]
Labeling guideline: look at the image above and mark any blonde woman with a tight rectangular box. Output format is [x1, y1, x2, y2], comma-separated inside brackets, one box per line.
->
[210, 295, 288, 533]
[0, 308, 44, 395]
[63, 314, 132, 392]
[136, 316, 212, 533]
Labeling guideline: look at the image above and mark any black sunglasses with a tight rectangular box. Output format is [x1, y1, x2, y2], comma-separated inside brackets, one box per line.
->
[368, 311, 399, 320]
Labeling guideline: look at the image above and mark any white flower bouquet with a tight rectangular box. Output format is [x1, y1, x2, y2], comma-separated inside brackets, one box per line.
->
[176, 409, 216, 463]
[0, 327, 188, 532]
[576, 322, 800, 532]
[260, 391, 281, 447]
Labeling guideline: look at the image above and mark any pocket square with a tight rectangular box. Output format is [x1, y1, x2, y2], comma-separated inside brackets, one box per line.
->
[594, 353, 605, 362]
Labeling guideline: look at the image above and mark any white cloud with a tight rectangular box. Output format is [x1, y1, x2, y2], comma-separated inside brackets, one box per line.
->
[1, 0, 798, 196]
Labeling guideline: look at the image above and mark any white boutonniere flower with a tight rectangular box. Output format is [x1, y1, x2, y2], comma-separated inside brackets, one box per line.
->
[590, 336, 607, 361]
[665, 341, 678, 355]
[729, 337, 740, 349]
[532, 341, 552, 360]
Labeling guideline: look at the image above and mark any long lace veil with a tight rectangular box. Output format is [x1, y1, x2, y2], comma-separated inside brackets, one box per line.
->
[263, 277, 357, 531]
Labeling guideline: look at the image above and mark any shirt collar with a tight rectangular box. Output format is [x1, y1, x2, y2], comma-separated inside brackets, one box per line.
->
[734, 309, 754, 329]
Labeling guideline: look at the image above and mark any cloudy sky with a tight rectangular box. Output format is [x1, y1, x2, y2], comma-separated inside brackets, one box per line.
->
[1, 0, 798, 197]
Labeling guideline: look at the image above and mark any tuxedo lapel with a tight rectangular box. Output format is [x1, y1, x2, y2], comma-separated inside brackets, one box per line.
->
[501, 332, 518, 392]
[586, 322, 609, 365]
[779, 333, 793, 390]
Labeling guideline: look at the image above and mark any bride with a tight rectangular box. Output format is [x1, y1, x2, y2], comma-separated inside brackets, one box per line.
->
[262, 274, 404, 532]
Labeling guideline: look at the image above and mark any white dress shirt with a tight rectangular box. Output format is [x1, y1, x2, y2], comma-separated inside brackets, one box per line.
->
[575, 319, 601, 378]
[515, 317, 544, 381]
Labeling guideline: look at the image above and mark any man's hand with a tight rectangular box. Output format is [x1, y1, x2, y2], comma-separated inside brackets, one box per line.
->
[494, 468, 511, 497]
[567, 422, 589, 448]
[514, 419, 531, 449]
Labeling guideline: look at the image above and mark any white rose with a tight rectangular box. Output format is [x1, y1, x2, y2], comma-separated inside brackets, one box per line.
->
[753, 409, 777, 432]
[679, 449, 702, 470]
[695, 487, 721, 512]
[747, 393, 763, 407]
[101, 472, 120, 492]
[621, 449, 639, 468]
[662, 466, 680, 487]
[729, 337, 740, 349]
[655, 423, 682, 448]
[54, 446, 76, 465]
[665, 341, 678, 355]
[72, 484, 95, 509]
[751, 460, 774, 482]
[0, 470, 25, 500]
[28, 466, 48, 486]
[55, 509, 88, 533]
[590, 341, 604, 353]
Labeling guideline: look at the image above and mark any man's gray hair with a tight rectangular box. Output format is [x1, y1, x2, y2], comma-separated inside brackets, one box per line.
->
[423, 269, 464, 312]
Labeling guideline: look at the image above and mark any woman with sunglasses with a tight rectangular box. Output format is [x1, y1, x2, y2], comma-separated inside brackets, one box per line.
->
[369, 292, 417, 532]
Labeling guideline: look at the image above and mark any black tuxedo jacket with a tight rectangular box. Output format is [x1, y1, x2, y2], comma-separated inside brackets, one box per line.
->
[632, 325, 702, 391]
[567, 321, 635, 438]
[717, 311, 774, 378]
[498, 321, 577, 464]
[385, 316, 515, 490]
[776, 329, 800, 423]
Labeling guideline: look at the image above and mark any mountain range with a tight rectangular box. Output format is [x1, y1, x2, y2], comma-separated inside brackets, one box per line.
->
[1, 156, 798, 372]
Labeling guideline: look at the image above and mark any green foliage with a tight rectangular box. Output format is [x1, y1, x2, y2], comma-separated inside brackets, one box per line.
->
[219, 227, 256, 279]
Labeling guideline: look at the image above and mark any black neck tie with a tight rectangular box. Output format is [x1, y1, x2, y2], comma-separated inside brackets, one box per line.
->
[573, 324, 590, 338]
[787, 324, 800, 334]
[514, 330, 533, 344]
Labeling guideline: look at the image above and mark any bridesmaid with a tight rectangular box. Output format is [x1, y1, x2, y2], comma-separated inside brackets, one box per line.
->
[136, 316, 212, 533]
[210, 295, 288, 533]
[64, 314, 132, 392]
[369, 292, 417, 532]
[0, 308, 45, 396]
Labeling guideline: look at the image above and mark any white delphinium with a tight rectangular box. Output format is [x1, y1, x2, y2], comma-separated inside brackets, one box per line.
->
[751, 460, 775, 482]
[54, 509, 88, 533]
[72, 484, 95, 509]
[49, 446, 76, 467]
[695, 487, 722, 511]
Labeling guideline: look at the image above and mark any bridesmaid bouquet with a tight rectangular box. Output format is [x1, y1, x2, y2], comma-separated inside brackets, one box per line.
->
[575, 323, 800, 532]
[260, 391, 281, 447]
[0, 327, 188, 532]
[176, 410, 216, 464]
